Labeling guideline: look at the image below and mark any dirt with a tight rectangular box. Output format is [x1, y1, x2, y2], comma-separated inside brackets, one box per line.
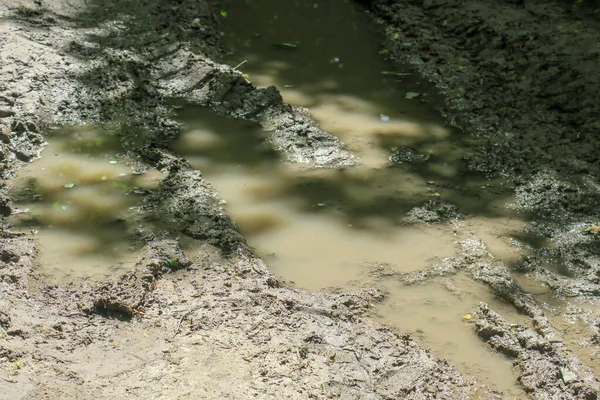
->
[0, 0, 599, 399]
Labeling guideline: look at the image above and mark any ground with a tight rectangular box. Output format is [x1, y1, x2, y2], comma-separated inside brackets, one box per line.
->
[0, 0, 599, 398]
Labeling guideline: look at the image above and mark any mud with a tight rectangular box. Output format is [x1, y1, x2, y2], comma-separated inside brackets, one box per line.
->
[0, 0, 490, 398]
[359, 0, 600, 396]
[1, 0, 599, 399]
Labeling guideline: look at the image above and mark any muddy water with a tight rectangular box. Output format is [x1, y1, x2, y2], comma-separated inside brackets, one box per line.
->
[9, 125, 164, 282]
[377, 273, 529, 393]
[174, 107, 458, 284]
[222, 0, 455, 167]
[174, 105, 526, 397]
[174, 0, 530, 396]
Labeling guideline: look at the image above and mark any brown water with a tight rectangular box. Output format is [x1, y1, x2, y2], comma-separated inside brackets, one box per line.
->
[9, 125, 165, 282]
[173, 0, 535, 395]
[377, 273, 529, 392]
[173, 104, 526, 397]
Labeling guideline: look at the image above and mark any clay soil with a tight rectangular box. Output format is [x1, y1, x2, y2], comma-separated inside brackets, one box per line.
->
[1, 0, 599, 398]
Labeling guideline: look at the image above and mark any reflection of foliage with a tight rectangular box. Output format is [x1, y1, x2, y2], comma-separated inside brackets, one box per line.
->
[110, 180, 130, 192]
[19, 179, 44, 202]
[67, 136, 109, 154]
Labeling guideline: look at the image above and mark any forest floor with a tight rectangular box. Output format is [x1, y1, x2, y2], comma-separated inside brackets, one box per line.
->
[0, 0, 599, 398]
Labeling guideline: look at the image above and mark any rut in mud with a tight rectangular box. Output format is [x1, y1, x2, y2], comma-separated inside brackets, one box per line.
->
[1, 0, 600, 399]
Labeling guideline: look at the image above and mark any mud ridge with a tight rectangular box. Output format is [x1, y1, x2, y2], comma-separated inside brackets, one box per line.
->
[475, 303, 597, 399]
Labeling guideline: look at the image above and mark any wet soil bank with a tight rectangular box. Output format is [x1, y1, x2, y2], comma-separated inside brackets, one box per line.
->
[0, 0, 599, 399]
[358, 0, 600, 398]
[0, 0, 494, 398]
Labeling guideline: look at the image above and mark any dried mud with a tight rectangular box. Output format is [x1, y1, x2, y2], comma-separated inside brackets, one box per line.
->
[0, 0, 599, 398]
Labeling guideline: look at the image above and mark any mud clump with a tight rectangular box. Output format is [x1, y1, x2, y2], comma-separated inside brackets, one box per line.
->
[148, 170, 246, 254]
[389, 146, 430, 165]
[474, 303, 598, 399]
[406, 200, 461, 224]
[191, 71, 356, 167]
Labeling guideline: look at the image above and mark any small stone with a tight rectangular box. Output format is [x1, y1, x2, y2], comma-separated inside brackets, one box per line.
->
[559, 367, 577, 384]
[191, 18, 202, 29]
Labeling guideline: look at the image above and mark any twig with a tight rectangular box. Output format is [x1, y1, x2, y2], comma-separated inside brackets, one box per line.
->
[127, 352, 146, 361]
[232, 60, 247, 70]
[171, 315, 186, 340]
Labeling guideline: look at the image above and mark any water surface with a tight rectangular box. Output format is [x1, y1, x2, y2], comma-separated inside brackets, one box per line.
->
[9, 125, 164, 282]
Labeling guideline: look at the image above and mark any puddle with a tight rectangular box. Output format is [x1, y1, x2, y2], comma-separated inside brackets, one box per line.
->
[174, 107, 461, 289]
[221, 0, 467, 168]
[8, 125, 164, 283]
[173, 104, 529, 396]
[171, 0, 534, 395]
[376, 273, 528, 398]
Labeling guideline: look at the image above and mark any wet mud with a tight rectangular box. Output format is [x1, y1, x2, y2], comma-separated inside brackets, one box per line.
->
[0, 0, 599, 398]
[359, 0, 600, 397]
[0, 0, 490, 398]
